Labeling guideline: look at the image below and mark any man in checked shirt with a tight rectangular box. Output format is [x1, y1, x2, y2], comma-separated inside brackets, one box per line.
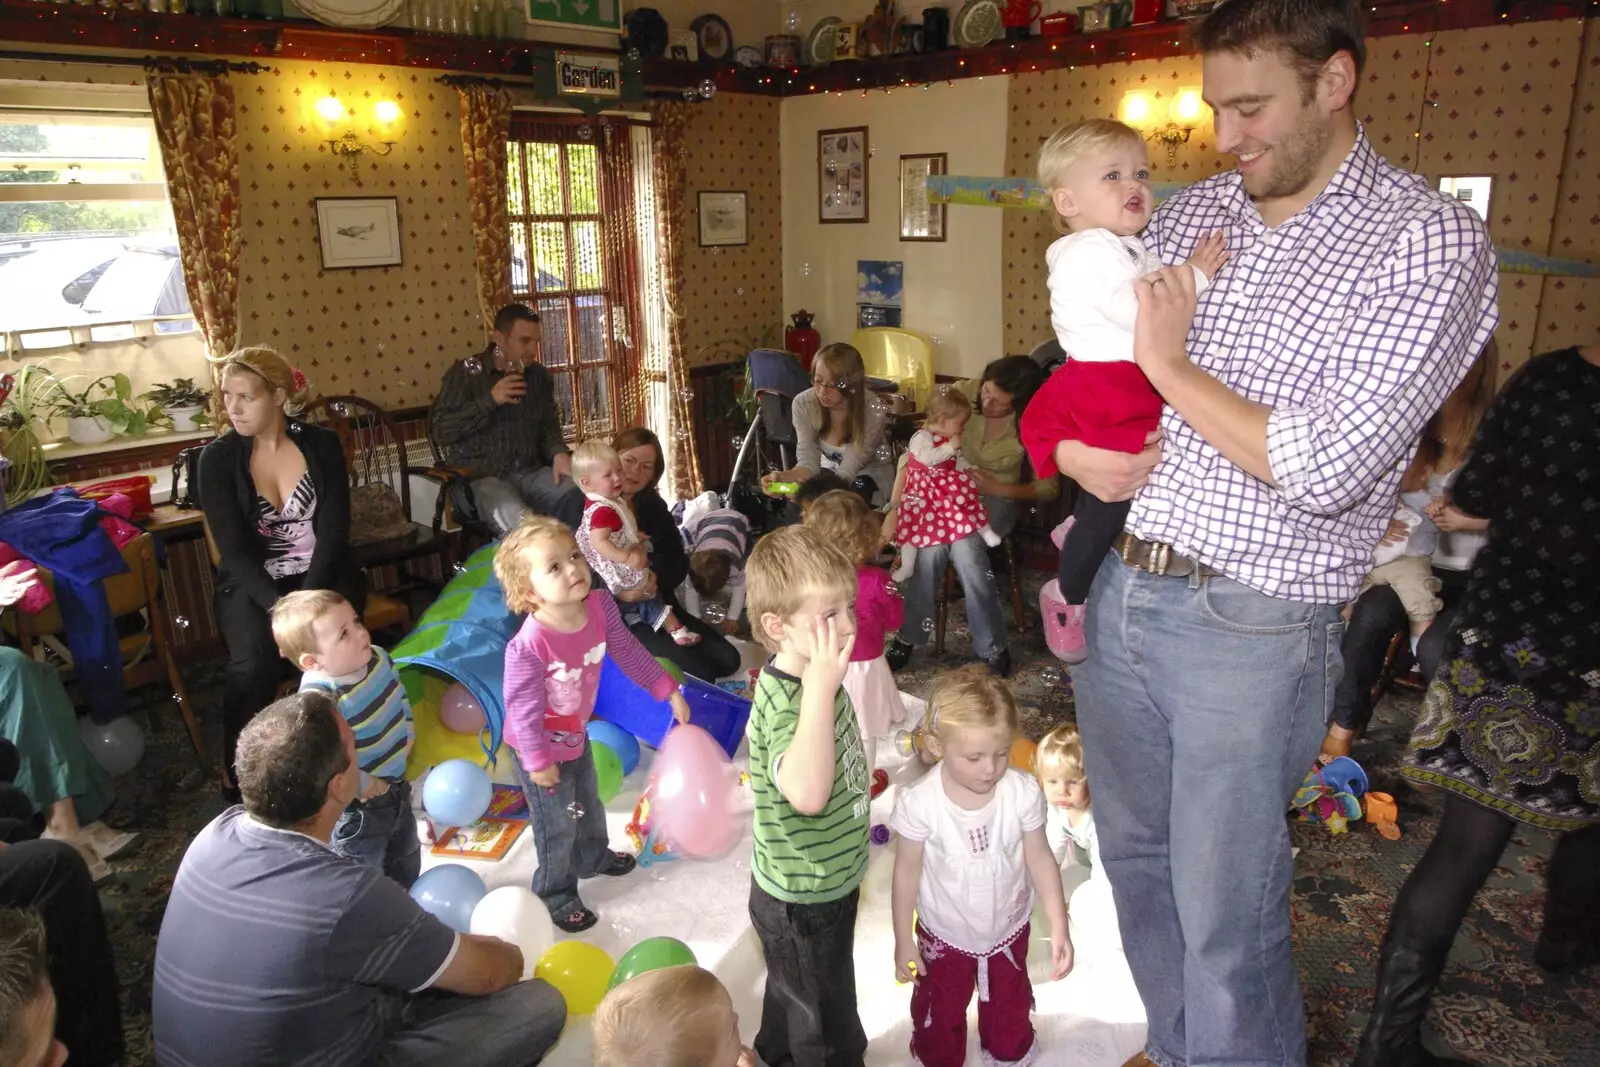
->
[1048, 3, 1499, 1066]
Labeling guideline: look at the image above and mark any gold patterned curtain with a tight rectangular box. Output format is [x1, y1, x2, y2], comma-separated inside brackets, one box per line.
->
[145, 71, 242, 372]
[456, 84, 513, 330]
[647, 100, 701, 498]
[595, 118, 646, 430]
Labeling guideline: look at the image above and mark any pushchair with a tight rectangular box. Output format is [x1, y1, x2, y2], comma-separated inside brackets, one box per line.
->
[725, 348, 811, 531]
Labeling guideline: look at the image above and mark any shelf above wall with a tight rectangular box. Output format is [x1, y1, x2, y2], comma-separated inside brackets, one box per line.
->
[0, 0, 1589, 96]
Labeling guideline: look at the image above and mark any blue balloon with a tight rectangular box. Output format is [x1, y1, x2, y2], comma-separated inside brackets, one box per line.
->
[587, 720, 641, 776]
[421, 759, 493, 827]
[409, 864, 487, 933]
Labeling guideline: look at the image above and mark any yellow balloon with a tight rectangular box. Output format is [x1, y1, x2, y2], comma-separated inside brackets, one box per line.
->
[1010, 737, 1038, 773]
[534, 941, 614, 1015]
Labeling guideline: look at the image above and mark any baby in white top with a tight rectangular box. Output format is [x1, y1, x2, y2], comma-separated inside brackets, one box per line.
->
[890, 667, 1071, 1067]
[1036, 723, 1124, 960]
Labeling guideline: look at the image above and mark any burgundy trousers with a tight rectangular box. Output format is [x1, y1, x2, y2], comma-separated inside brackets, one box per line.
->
[910, 921, 1035, 1067]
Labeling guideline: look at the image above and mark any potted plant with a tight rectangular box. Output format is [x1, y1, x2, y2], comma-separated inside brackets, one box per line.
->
[0, 364, 57, 508]
[142, 378, 213, 432]
[47, 374, 165, 444]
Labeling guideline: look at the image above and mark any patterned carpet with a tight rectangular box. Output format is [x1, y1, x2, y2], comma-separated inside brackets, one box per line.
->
[91, 570, 1598, 1066]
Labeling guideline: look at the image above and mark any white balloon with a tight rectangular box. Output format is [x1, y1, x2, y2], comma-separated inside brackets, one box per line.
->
[470, 886, 555, 981]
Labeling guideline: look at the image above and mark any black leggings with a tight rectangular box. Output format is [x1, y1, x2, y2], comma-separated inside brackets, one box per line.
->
[1332, 567, 1470, 734]
[1387, 792, 1600, 957]
[1058, 491, 1130, 604]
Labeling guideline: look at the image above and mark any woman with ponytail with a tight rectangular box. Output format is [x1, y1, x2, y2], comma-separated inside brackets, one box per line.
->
[198, 346, 364, 798]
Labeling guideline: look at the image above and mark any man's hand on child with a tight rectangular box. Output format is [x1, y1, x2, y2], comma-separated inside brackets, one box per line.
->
[530, 764, 560, 788]
[1186, 229, 1230, 280]
[799, 615, 855, 693]
[668, 690, 692, 725]
[1133, 264, 1201, 379]
[894, 939, 925, 984]
[1053, 431, 1162, 503]
[1050, 929, 1075, 980]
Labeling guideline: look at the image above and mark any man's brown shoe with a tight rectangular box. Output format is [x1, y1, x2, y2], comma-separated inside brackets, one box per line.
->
[1121, 1054, 1159, 1067]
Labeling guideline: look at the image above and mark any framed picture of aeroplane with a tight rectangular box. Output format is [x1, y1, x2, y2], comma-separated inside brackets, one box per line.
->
[698, 190, 748, 247]
[315, 197, 402, 269]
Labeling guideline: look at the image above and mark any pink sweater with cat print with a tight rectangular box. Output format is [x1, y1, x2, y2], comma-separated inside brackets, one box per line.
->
[503, 589, 678, 772]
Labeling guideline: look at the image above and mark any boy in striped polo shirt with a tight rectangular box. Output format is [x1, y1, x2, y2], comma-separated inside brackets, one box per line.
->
[272, 589, 420, 888]
[680, 490, 752, 633]
[744, 526, 871, 1066]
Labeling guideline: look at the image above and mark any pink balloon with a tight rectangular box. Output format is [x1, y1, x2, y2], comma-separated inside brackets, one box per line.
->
[439, 683, 487, 736]
[651, 724, 742, 859]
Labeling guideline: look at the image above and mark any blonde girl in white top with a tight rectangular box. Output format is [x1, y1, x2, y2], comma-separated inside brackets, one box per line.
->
[890, 667, 1071, 1067]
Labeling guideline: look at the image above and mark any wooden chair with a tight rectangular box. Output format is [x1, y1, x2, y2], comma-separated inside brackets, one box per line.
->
[301, 395, 455, 591]
[3, 534, 208, 773]
[933, 534, 1028, 655]
[423, 394, 501, 552]
[1370, 632, 1429, 708]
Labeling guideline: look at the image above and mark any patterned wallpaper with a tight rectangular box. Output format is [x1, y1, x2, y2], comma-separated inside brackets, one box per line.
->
[234, 59, 485, 413]
[677, 92, 784, 368]
[1002, 19, 1597, 372]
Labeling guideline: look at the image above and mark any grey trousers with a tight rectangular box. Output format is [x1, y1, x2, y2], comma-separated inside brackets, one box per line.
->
[471, 466, 586, 534]
[374, 979, 566, 1067]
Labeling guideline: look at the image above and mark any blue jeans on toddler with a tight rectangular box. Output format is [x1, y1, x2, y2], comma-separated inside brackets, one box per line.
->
[514, 745, 613, 918]
[618, 594, 670, 632]
[1074, 552, 1343, 1067]
[331, 777, 422, 889]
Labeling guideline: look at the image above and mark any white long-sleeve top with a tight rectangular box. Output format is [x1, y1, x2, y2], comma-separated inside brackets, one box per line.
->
[1047, 228, 1210, 364]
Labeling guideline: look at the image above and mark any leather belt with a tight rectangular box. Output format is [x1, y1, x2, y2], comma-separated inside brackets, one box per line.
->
[1112, 532, 1221, 579]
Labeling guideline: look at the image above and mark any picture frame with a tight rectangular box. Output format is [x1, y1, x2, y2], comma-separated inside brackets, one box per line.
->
[1437, 174, 1494, 226]
[899, 153, 947, 242]
[698, 190, 749, 247]
[314, 197, 402, 270]
[819, 126, 869, 224]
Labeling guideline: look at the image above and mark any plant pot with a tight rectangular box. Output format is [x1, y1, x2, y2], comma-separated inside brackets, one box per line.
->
[67, 415, 115, 446]
[165, 405, 205, 432]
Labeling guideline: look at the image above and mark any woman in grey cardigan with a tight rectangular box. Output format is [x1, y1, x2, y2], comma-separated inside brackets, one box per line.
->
[762, 342, 894, 506]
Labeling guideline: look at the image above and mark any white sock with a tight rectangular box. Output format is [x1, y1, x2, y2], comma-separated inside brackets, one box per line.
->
[892, 545, 916, 582]
[978, 524, 1002, 547]
[1409, 633, 1421, 656]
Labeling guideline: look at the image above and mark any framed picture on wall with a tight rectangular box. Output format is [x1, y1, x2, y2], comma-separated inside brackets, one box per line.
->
[899, 153, 947, 242]
[1437, 175, 1494, 226]
[315, 197, 402, 269]
[819, 126, 869, 224]
[698, 191, 749, 247]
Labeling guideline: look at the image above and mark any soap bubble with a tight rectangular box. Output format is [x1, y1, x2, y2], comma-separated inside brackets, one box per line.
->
[703, 602, 726, 624]
[566, 802, 585, 820]
[674, 427, 690, 442]
[801, 262, 812, 276]
[875, 446, 893, 461]
[678, 387, 695, 404]
[785, 11, 801, 32]
[736, 287, 745, 296]
[921, 617, 935, 633]
[463, 356, 483, 374]
[173, 615, 190, 629]
[1039, 666, 1062, 687]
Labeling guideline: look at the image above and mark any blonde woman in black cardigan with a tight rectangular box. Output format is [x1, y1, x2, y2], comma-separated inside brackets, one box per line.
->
[199, 347, 364, 797]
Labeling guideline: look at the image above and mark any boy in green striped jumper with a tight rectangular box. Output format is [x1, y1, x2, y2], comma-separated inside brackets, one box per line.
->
[744, 526, 871, 1067]
[272, 589, 421, 889]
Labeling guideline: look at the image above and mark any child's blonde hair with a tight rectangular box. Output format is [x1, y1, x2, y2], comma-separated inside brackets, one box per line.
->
[269, 588, 351, 666]
[1037, 119, 1147, 233]
[924, 385, 972, 425]
[802, 489, 880, 567]
[591, 965, 733, 1067]
[493, 515, 579, 615]
[1036, 722, 1086, 780]
[923, 665, 1019, 739]
[745, 525, 856, 652]
[572, 439, 620, 484]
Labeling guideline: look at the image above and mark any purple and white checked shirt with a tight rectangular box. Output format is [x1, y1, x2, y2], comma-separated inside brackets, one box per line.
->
[1131, 127, 1499, 604]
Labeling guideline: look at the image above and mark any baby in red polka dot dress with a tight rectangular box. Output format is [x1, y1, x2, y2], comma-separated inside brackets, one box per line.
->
[890, 386, 1001, 582]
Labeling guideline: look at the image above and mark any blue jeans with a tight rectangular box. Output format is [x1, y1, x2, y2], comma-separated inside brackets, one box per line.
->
[514, 745, 612, 917]
[896, 532, 1007, 660]
[619, 594, 669, 631]
[1074, 553, 1342, 1067]
[331, 778, 422, 889]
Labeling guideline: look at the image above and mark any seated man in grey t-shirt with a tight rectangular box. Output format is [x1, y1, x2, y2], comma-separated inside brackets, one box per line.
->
[153, 692, 565, 1067]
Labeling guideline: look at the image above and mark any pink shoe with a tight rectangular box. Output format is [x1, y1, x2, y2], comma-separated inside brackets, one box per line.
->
[1050, 515, 1076, 551]
[1040, 579, 1088, 665]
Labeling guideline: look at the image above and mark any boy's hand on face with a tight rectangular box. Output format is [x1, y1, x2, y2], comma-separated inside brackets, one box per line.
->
[798, 614, 855, 695]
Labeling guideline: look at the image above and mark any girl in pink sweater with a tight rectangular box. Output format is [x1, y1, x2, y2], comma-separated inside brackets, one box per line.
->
[494, 516, 690, 933]
[804, 490, 906, 771]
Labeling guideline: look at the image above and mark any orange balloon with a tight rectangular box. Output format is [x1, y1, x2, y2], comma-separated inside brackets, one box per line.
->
[1009, 737, 1037, 772]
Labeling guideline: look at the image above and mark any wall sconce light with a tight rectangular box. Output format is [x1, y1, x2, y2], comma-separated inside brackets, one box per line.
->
[1120, 87, 1207, 169]
[315, 95, 403, 187]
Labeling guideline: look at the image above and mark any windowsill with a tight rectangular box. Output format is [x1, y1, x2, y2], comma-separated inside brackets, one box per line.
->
[40, 427, 213, 462]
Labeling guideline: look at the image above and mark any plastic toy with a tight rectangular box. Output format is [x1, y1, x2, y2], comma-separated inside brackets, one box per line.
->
[1364, 791, 1401, 840]
[871, 824, 892, 846]
[1292, 757, 1368, 835]
[870, 768, 889, 799]
[624, 782, 677, 866]
[894, 726, 938, 765]
[764, 481, 801, 497]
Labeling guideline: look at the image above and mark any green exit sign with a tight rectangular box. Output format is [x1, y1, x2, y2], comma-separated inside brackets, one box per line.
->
[527, 0, 622, 32]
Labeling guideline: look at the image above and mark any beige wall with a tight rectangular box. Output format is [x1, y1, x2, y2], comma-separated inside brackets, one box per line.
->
[780, 75, 1010, 378]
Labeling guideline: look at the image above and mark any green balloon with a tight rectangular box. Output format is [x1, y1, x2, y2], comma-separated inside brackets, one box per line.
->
[653, 655, 686, 684]
[606, 936, 697, 991]
[592, 740, 623, 804]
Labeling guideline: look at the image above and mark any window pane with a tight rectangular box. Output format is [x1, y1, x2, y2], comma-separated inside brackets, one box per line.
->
[17, 328, 71, 350]
[0, 208, 191, 332]
[505, 142, 525, 217]
[580, 366, 612, 435]
[531, 222, 566, 292]
[551, 369, 576, 435]
[0, 116, 162, 183]
[571, 220, 602, 291]
[509, 224, 530, 296]
[575, 296, 608, 365]
[567, 144, 599, 215]
[536, 297, 571, 368]
[89, 321, 136, 342]
[526, 143, 564, 216]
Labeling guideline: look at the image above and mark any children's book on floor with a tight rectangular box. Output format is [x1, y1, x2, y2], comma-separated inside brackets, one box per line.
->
[428, 786, 530, 860]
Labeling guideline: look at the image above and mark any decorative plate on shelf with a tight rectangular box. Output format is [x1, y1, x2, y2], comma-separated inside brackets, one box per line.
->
[953, 0, 1002, 48]
[733, 45, 764, 68]
[295, 0, 405, 30]
[691, 14, 734, 63]
[806, 17, 842, 65]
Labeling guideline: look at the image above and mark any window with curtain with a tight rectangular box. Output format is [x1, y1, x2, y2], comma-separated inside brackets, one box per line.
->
[505, 114, 647, 441]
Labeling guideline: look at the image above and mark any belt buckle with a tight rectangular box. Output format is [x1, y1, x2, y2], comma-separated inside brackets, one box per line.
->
[1147, 541, 1170, 576]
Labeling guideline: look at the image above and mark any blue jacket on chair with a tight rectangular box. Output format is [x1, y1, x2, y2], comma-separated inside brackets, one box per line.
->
[0, 490, 130, 724]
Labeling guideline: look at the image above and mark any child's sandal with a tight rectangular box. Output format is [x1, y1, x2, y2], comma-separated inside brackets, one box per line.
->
[668, 625, 702, 646]
[554, 906, 599, 933]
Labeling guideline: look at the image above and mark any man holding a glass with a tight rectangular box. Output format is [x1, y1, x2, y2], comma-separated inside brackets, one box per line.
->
[432, 303, 583, 533]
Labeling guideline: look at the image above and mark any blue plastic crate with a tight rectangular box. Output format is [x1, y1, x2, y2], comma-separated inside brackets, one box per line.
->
[593, 656, 752, 757]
